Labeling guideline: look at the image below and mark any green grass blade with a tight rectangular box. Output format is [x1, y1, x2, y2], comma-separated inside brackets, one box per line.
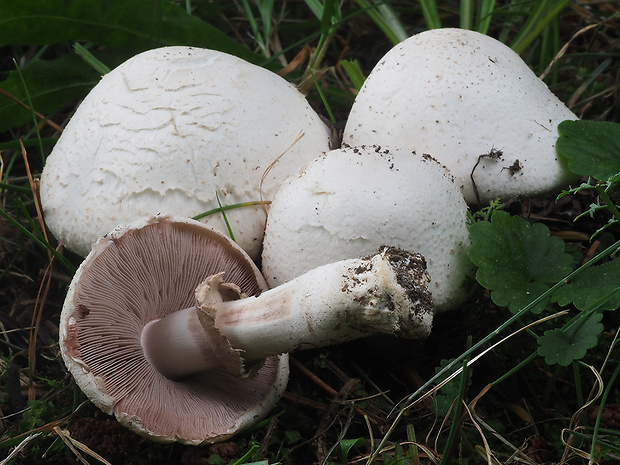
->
[353, 0, 408, 44]
[372, 2, 408, 42]
[419, 0, 442, 29]
[0, 138, 57, 151]
[460, 0, 474, 30]
[438, 338, 472, 465]
[310, 69, 336, 124]
[13, 60, 45, 167]
[475, 0, 496, 34]
[511, 0, 571, 55]
[257, 0, 275, 46]
[0, 208, 75, 273]
[590, 359, 620, 462]
[192, 200, 270, 221]
[0, 183, 32, 194]
[339, 59, 366, 91]
[73, 42, 111, 74]
[308, 0, 340, 69]
[240, 0, 267, 56]
[215, 191, 235, 242]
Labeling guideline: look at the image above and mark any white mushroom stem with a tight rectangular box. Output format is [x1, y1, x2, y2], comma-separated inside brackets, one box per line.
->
[141, 247, 433, 380]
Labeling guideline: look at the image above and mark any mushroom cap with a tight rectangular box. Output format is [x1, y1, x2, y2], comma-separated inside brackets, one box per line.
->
[59, 216, 289, 445]
[343, 28, 578, 205]
[41, 46, 332, 260]
[261, 145, 472, 312]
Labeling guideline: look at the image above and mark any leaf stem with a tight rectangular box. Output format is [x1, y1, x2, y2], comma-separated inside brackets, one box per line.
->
[596, 184, 620, 224]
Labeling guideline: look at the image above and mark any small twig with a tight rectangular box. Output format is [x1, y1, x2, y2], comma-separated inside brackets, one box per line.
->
[291, 356, 338, 396]
[0, 433, 42, 465]
[282, 391, 328, 411]
[539, 14, 620, 82]
[290, 357, 380, 424]
[22, 142, 56, 401]
[258, 417, 279, 456]
[0, 89, 63, 133]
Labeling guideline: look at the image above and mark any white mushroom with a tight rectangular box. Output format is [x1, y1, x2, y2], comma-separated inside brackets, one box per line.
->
[60, 216, 288, 445]
[261, 145, 472, 313]
[60, 216, 432, 444]
[41, 46, 332, 260]
[343, 28, 578, 205]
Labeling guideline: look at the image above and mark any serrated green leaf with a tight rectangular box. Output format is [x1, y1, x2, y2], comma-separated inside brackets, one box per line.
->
[552, 258, 620, 311]
[537, 311, 604, 366]
[557, 120, 620, 181]
[469, 211, 574, 313]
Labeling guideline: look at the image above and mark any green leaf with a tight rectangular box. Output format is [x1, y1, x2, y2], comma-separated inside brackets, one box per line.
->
[469, 211, 574, 313]
[340, 437, 365, 463]
[557, 120, 620, 181]
[552, 258, 620, 311]
[537, 311, 604, 366]
[0, 0, 261, 63]
[339, 59, 366, 91]
[0, 52, 112, 132]
[0, 0, 270, 131]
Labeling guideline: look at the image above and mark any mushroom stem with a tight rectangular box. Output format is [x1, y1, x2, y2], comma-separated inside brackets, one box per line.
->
[142, 247, 433, 380]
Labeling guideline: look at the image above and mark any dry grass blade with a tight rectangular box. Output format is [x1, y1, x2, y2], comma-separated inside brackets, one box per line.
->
[52, 426, 113, 465]
[540, 11, 620, 81]
[20, 142, 57, 401]
[0, 432, 42, 465]
[464, 401, 497, 465]
[559, 333, 619, 463]
[259, 130, 305, 215]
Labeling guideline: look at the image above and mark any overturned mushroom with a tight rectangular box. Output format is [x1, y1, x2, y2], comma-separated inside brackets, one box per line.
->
[60, 216, 433, 445]
[343, 28, 578, 205]
[60, 216, 287, 445]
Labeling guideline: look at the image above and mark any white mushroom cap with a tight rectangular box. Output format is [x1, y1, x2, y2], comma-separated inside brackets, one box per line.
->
[343, 28, 578, 205]
[41, 46, 332, 260]
[261, 145, 472, 312]
[59, 216, 288, 445]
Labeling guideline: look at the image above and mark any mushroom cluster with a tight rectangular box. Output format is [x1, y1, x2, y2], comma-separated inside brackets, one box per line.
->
[51, 27, 578, 446]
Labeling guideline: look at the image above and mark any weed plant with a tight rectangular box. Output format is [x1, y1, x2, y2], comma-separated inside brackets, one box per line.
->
[1, 1, 620, 464]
